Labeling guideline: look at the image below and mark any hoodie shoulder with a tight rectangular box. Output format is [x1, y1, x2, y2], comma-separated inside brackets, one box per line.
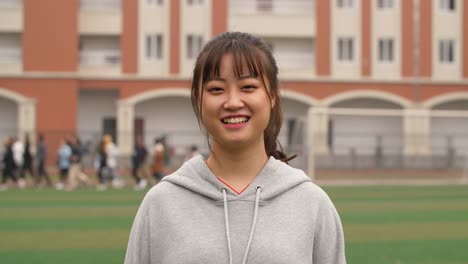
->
[158, 155, 225, 201]
[253, 157, 312, 200]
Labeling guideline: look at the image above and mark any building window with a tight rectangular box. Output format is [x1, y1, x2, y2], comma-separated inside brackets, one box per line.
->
[146, 34, 163, 60]
[338, 37, 354, 62]
[147, 0, 163, 5]
[187, 34, 203, 59]
[377, 0, 394, 9]
[378, 38, 394, 62]
[439, 39, 455, 64]
[257, 0, 273, 12]
[187, 0, 204, 5]
[439, 0, 456, 11]
[337, 0, 354, 8]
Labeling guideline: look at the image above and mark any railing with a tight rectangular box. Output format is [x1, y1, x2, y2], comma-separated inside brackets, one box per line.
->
[0, 0, 22, 7]
[0, 48, 21, 63]
[275, 53, 315, 69]
[2, 129, 468, 173]
[230, 0, 315, 15]
[79, 50, 120, 66]
[80, 0, 121, 10]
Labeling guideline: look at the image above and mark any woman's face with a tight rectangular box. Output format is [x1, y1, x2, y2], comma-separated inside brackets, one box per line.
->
[201, 53, 273, 150]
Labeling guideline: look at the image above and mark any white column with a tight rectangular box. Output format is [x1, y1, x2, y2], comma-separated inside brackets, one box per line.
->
[307, 106, 330, 180]
[403, 108, 431, 155]
[117, 101, 134, 155]
[306, 107, 315, 180]
[309, 106, 330, 155]
[18, 99, 36, 138]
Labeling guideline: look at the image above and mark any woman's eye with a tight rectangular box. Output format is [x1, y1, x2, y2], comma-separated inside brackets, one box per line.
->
[208, 87, 223, 93]
[242, 85, 256, 90]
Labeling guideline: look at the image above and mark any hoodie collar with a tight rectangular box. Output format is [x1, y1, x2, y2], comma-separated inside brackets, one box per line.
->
[162, 155, 311, 202]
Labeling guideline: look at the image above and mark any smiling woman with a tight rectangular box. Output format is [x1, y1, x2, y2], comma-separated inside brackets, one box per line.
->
[125, 32, 347, 264]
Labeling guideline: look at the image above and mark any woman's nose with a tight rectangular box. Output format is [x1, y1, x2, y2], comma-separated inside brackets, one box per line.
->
[223, 91, 244, 109]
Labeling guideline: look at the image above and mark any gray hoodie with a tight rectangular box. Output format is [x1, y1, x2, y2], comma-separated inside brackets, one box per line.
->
[125, 155, 346, 264]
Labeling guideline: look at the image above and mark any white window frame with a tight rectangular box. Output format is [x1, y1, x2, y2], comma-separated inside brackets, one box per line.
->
[438, 0, 456, 12]
[438, 39, 455, 64]
[337, 0, 354, 9]
[337, 37, 354, 62]
[145, 34, 163, 60]
[376, 0, 394, 9]
[377, 38, 394, 63]
[187, 34, 203, 59]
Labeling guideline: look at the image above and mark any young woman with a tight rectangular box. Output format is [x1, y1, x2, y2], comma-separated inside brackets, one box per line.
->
[125, 32, 346, 264]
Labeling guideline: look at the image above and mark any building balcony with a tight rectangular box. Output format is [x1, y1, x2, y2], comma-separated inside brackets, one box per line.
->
[80, 50, 120, 65]
[80, 0, 120, 10]
[79, 0, 121, 35]
[276, 52, 314, 69]
[229, 0, 315, 37]
[0, 0, 23, 32]
[79, 50, 121, 76]
[276, 52, 315, 78]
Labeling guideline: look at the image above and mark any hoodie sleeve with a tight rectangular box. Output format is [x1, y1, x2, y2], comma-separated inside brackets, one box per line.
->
[312, 191, 346, 264]
[125, 195, 152, 264]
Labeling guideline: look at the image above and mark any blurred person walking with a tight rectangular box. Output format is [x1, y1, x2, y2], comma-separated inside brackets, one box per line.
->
[97, 134, 123, 190]
[56, 138, 72, 190]
[150, 137, 165, 184]
[66, 135, 90, 191]
[184, 145, 201, 161]
[160, 136, 173, 168]
[21, 134, 35, 186]
[12, 136, 25, 188]
[0, 137, 18, 191]
[35, 134, 53, 188]
[131, 136, 148, 190]
[96, 137, 109, 190]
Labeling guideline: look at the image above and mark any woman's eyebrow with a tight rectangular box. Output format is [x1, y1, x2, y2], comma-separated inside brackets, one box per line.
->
[238, 75, 258, 80]
[207, 77, 226, 82]
[206, 75, 257, 82]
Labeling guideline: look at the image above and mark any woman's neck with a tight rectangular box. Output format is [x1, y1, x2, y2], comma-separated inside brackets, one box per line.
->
[206, 141, 269, 191]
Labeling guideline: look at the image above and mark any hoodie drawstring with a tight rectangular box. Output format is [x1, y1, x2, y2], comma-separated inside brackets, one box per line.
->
[222, 189, 233, 264]
[222, 186, 262, 264]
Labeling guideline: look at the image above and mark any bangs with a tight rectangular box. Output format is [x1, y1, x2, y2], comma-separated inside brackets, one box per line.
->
[201, 39, 266, 85]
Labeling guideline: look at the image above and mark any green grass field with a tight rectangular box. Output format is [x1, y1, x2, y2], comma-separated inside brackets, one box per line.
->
[0, 185, 467, 263]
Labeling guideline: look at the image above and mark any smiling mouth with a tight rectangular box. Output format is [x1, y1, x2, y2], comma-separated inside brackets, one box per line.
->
[222, 116, 250, 124]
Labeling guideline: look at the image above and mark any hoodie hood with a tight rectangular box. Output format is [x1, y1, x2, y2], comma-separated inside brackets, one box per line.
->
[162, 154, 311, 202]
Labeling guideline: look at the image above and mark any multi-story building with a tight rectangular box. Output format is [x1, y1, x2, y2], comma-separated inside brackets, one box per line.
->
[0, 0, 467, 173]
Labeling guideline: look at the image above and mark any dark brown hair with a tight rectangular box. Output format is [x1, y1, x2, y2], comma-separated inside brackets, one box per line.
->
[190, 32, 295, 162]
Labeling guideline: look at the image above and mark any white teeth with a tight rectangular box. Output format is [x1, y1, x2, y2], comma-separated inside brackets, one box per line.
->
[223, 117, 248, 124]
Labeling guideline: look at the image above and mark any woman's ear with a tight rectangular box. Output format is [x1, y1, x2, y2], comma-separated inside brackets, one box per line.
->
[270, 95, 276, 109]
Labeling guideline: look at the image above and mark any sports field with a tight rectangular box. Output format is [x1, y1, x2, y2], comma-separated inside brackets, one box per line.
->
[0, 185, 467, 263]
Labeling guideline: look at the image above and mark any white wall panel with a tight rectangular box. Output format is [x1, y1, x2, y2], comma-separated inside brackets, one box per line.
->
[331, 0, 361, 79]
[332, 115, 403, 155]
[135, 96, 205, 154]
[139, 0, 170, 76]
[181, 0, 212, 76]
[432, 0, 462, 80]
[0, 97, 17, 142]
[371, 0, 401, 79]
[431, 117, 468, 155]
[78, 90, 119, 140]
